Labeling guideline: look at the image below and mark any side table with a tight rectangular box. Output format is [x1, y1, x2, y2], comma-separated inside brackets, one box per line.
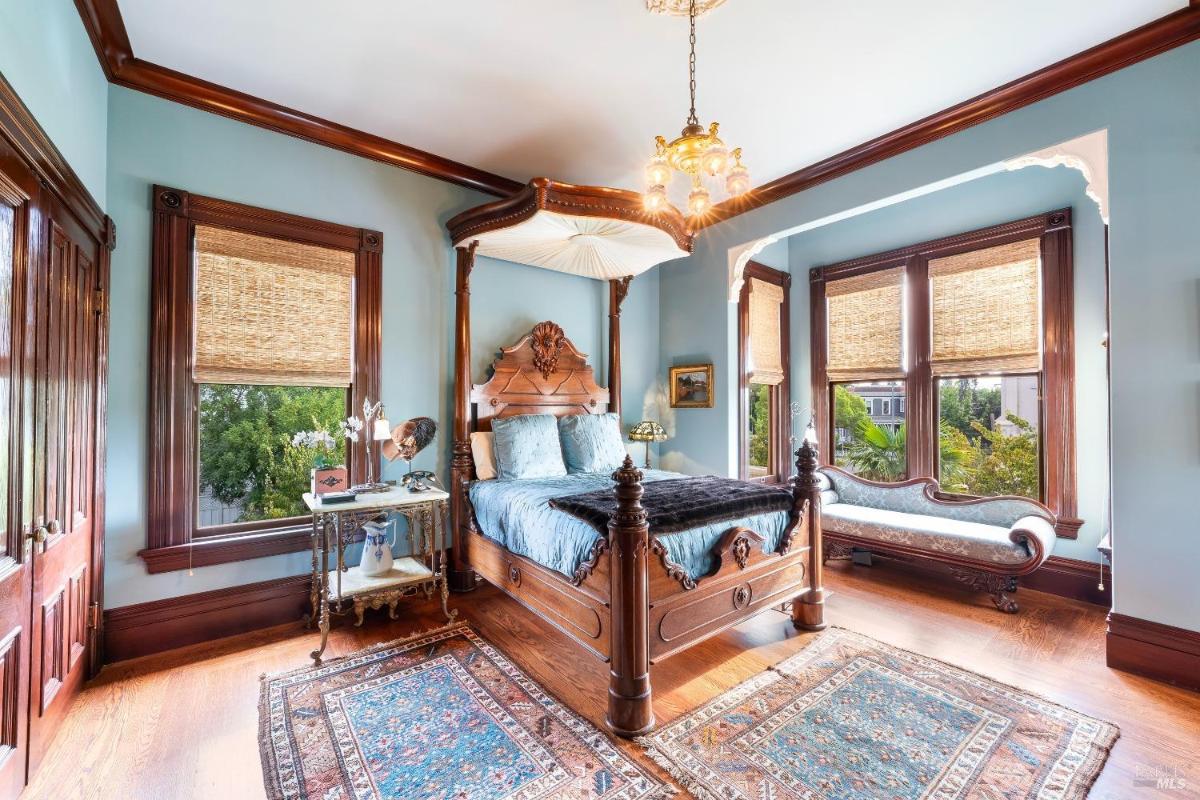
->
[304, 487, 457, 663]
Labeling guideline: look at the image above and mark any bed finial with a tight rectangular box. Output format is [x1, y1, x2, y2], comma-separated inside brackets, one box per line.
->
[607, 454, 653, 738]
[792, 436, 827, 631]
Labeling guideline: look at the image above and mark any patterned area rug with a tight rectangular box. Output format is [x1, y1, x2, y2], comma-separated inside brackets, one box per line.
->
[639, 628, 1118, 800]
[259, 624, 674, 800]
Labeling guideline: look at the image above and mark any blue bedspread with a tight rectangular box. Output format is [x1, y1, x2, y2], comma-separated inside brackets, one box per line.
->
[469, 470, 793, 581]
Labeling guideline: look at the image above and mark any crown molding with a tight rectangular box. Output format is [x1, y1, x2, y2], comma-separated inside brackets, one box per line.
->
[72, 0, 524, 198]
[697, 5, 1200, 229]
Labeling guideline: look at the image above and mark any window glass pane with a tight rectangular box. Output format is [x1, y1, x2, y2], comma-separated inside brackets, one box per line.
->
[833, 381, 906, 481]
[748, 383, 771, 478]
[937, 375, 1040, 498]
[197, 384, 347, 528]
[0, 204, 12, 559]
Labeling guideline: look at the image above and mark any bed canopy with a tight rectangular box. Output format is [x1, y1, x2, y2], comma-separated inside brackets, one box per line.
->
[446, 177, 693, 280]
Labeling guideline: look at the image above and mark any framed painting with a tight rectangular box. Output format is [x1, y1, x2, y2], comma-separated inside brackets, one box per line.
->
[669, 364, 714, 408]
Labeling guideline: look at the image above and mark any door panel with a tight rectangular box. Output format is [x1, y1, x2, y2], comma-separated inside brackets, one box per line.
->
[27, 204, 99, 773]
[0, 148, 34, 800]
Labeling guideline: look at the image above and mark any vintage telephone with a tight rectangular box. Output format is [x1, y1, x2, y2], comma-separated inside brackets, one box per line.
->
[401, 470, 439, 492]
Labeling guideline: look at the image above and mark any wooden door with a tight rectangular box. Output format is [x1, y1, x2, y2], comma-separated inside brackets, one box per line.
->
[26, 199, 100, 772]
[0, 144, 36, 800]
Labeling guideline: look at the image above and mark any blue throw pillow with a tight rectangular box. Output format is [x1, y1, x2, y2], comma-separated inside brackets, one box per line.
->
[492, 414, 568, 480]
[558, 413, 627, 474]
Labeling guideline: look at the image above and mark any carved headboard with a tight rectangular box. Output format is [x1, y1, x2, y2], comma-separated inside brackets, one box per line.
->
[471, 321, 610, 431]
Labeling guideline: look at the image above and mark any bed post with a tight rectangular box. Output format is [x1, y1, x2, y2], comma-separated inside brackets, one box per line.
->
[607, 455, 654, 738]
[608, 276, 631, 419]
[792, 439, 828, 630]
[449, 242, 478, 593]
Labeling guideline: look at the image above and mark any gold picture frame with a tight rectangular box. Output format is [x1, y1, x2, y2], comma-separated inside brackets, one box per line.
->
[669, 364, 714, 408]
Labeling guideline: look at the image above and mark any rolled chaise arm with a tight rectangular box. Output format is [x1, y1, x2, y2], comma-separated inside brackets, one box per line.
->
[1010, 515, 1057, 573]
[792, 439, 827, 631]
[606, 455, 654, 738]
[449, 242, 478, 592]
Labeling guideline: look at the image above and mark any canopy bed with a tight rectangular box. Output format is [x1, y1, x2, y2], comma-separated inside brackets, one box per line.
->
[443, 178, 827, 738]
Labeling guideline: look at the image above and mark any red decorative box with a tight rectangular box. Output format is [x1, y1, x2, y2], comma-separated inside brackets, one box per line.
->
[311, 466, 349, 495]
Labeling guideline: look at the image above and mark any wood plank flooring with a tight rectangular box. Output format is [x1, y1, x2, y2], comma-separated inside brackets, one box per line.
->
[25, 561, 1200, 799]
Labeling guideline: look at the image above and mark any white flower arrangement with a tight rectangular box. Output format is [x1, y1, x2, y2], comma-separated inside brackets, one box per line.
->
[340, 416, 364, 443]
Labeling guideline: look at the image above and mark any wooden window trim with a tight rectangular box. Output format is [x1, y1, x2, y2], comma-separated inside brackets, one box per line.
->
[140, 186, 382, 574]
[810, 209, 1080, 538]
[738, 261, 792, 483]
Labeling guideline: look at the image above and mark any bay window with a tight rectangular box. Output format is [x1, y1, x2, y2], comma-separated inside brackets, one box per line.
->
[811, 209, 1080, 538]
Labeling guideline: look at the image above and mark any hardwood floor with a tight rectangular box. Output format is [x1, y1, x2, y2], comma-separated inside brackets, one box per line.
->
[25, 560, 1200, 800]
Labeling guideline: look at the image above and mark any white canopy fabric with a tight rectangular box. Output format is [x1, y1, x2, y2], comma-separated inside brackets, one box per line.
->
[447, 179, 693, 281]
[455, 208, 690, 280]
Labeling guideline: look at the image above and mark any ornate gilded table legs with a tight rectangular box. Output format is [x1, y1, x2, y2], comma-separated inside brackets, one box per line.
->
[310, 513, 334, 663]
[435, 500, 457, 623]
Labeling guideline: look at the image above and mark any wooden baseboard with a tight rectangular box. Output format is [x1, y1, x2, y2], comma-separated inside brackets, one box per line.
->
[1107, 612, 1200, 692]
[103, 574, 310, 663]
[1022, 556, 1112, 606]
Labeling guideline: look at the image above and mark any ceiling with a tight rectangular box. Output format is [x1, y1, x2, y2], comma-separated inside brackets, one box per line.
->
[119, 0, 1184, 201]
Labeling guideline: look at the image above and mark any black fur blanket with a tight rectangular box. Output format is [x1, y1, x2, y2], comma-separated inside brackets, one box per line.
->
[549, 476, 792, 535]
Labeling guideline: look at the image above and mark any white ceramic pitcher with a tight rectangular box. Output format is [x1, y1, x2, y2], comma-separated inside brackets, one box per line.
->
[358, 520, 394, 577]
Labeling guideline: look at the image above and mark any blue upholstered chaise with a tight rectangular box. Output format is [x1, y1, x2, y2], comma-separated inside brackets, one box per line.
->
[817, 466, 1056, 612]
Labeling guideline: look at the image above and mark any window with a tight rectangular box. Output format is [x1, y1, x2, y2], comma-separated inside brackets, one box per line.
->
[143, 186, 382, 573]
[811, 210, 1080, 538]
[739, 262, 791, 482]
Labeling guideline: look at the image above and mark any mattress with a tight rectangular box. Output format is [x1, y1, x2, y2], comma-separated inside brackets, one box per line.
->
[468, 470, 792, 581]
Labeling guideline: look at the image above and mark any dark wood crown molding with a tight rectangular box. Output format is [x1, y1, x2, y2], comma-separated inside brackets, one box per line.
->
[698, 6, 1200, 228]
[72, 0, 524, 198]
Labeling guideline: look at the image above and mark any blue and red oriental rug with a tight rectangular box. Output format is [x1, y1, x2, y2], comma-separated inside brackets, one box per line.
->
[258, 624, 673, 800]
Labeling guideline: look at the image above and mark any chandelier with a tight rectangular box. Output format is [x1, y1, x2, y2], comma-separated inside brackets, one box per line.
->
[644, 0, 748, 218]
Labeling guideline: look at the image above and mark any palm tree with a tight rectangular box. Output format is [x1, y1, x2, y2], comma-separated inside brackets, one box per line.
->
[844, 419, 906, 481]
[843, 419, 975, 487]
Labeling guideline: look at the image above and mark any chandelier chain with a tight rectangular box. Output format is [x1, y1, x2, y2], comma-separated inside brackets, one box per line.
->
[687, 0, 698, 125]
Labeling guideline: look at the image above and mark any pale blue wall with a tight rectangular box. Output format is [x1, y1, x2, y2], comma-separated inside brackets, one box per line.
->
[0, 0, 108, 203]
[785, 166, 1109, 563]
[103, 86, 658, 608]
[659, 42, 1200, 631]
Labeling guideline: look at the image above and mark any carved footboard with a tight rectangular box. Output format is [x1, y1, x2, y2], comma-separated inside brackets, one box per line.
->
[605, 442, 826, 738]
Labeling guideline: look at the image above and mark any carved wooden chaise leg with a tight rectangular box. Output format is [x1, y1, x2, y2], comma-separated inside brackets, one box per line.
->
[792, 439, 827, 632]
[606, 456, 654, 738]
[824, 540, 855, 562]
[948, 567, 1020, 614]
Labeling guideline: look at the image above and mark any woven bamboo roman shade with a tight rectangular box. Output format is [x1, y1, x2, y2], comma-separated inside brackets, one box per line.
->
[192, 225, 356, 387]
[825, 267, 904, 381]
[929, 239, 1041, 376]
[748, 278, 785, 385]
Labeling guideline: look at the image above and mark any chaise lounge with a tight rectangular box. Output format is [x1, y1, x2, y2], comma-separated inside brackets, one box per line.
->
[817, 466, 1056, 612]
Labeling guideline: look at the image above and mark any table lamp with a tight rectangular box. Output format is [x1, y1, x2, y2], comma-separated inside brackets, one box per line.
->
[628, 420, 668, 469]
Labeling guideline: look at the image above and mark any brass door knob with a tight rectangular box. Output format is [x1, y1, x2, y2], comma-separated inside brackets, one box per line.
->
[46, 519, 60, 536]
[28, 526, 47, 543]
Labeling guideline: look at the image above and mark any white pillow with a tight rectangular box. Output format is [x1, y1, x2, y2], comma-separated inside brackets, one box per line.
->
[471, 431, 498, 480]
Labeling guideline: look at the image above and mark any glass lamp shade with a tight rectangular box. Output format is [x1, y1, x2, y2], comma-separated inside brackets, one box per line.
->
[726, 163, 750, 196]
[702, 141, 729, 176]
[687, 184, 712, 217]
[372, 417, 392, 441]
[628, 420, 668, 442]
[643, 184, 669, 212]
[645, 156, 672, 187]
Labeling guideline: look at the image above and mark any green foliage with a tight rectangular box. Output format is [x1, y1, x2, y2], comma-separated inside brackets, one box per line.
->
[843, 418, 906, 482]
[198, 384, 347, 522]
[965, 413, 1040, 498]
[833, 384, 869, 436]
[748, 383, 771, 468]
[938, 379, 1000, 442]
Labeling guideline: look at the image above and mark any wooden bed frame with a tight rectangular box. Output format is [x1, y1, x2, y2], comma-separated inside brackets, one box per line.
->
[443, 227, 826, 737]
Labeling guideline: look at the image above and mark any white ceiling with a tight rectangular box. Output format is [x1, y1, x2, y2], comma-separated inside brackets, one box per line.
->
[120, 0, 1183, 200]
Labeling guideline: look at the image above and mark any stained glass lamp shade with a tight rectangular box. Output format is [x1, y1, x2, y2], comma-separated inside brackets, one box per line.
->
[628, 420, 668, 468]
